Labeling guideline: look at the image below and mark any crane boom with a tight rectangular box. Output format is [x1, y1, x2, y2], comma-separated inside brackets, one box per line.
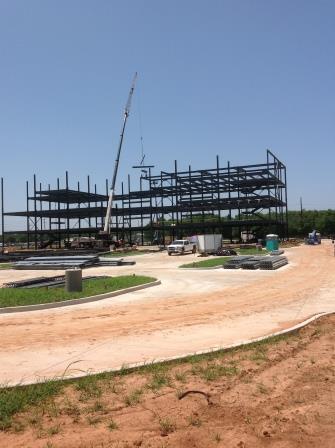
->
[103, 73, 137, 234]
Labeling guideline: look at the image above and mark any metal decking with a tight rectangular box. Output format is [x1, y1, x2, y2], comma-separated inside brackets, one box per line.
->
[13, 255, 136, 270]
[259, 256, 288, 270]
[223, 256, 254, 269]
[224, 255, 288, 270]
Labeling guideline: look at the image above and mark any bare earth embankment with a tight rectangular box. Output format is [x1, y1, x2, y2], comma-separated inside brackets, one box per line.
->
[0, 313, 334, 447]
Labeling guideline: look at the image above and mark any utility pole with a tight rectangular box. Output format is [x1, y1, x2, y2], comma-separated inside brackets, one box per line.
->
[300, 196, 303, 235]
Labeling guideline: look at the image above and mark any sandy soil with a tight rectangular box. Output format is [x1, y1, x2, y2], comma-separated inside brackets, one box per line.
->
[0, 242, 335, 385]
[0, 313, 334, 448]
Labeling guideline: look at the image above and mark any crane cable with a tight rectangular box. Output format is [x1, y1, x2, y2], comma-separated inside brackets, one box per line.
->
[137, 79, 146, 166]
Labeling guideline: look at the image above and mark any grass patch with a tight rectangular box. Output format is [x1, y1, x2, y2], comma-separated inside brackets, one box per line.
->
[146, 370, 170, 392]
[159, 417, 176, 435]
[107, 418, 118, 431]
[174, 370, 187, 383]
[0, 263, 12, 270]
[0, 275, 156, 308]
[180, 257, 232, 269]
[123, 388, 143, 406]
[75, 375, 102, 401]
[195, 362, 239, 381]
[250, 346, 268, 363]
[102, 251, 150, 257]
[238, 248, 268, 255]
[0, 380, 62, 431]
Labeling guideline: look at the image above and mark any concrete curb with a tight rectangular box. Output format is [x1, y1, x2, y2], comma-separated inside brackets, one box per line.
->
[0, 280, 161, 314]
[86, 311, 333, 376]
[17, 310, 333, 386]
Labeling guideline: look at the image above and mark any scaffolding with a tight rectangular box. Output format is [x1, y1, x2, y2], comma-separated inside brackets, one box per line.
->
[1, 150, 288, 248]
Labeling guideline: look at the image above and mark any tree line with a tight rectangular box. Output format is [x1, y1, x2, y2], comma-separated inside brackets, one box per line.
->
[287, 209, 335, 237]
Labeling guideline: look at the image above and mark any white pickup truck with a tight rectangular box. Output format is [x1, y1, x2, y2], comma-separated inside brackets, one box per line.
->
[167, 239, 196, 256]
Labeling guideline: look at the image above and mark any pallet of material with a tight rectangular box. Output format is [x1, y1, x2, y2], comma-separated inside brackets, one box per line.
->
[3, 275, 109, 289]
[223, 256, 254, 269]
[241, 257, 265, 270]
[13, 255, 99, 270]
[98, 257, 136, 266]
[259, 256, 288, 270]
[13, 255, 137, 270]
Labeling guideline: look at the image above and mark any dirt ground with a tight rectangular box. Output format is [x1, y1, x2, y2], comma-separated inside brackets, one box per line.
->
[0, 313, 334, 448]
[0, 242, 335, 385]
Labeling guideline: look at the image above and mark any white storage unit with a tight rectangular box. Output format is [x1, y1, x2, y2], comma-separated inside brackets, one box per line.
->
[197, 234, 222, 254]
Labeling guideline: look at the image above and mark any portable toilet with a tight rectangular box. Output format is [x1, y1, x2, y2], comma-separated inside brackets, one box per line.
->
[266, 234, 279, 251]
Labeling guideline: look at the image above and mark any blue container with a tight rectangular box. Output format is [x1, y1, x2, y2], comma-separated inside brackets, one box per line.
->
[266, 234, 279, 251]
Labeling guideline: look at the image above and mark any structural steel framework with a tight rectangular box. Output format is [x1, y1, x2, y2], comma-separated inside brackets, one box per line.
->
[1, 150, 288, 248]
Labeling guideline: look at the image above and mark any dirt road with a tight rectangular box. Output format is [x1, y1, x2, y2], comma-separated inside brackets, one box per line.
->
[0, 242, 334, 385]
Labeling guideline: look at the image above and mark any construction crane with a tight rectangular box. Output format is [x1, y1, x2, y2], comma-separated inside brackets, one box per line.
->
[101, 72, 137, 235]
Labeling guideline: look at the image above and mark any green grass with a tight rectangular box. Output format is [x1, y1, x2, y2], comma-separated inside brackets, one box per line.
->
[179, 256, 232, 269]
[123, 388, 143, 406]
[102, 251, 150, 257]
[146, 370, 171, 391]
[238, 248, 268, 255]
[194, 362, 239, 381]
[0, 381, 62, 430]
[0, 263, 12, 270]
[0, 275, 156, 308]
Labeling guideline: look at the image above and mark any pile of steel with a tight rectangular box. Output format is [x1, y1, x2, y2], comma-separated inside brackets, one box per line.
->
[223, 256, 254, 269]
[3, 275, 108, 289]
[224, 255, 288, 270]
[241, 257, 265, 270]
[13, 255, 136, 270]
[259, 256, 288, 270]
[98, 257, 135, 267]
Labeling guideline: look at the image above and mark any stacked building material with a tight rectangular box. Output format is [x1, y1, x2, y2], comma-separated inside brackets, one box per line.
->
[4, 275, 65, 288]
[223, 256, 254, 269]
[14, 255, 98, 270]
[3, 275, 109, 289]
[259, 256, 288, 270]
[270, 249, 285, 255]
[241, 257, 265, 270]
[13, 256, 136, 270]
[98, 257, 136, 266]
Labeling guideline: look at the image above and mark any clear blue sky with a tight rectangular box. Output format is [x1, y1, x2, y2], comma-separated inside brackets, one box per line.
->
[1, 0, 334, 230]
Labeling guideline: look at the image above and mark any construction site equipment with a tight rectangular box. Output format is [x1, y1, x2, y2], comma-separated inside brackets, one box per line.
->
[305, 230, 321, 245]
[266, 234, 279, 251]
[216, 248, 237, 256]
[13, 255, 136, 270]
[103, 72, 137, 235]
[259, 256, 288, 270]
[197, 234, 222, 254]
[65, 269, 82, 292]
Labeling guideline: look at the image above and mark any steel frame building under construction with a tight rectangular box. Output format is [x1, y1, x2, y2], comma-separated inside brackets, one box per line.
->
[1, 150, 288, 249]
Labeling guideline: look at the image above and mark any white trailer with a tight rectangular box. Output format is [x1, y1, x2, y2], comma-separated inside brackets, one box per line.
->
[197, 234, 222, 254]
